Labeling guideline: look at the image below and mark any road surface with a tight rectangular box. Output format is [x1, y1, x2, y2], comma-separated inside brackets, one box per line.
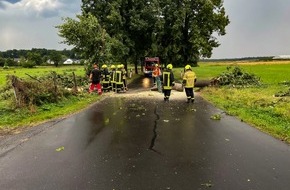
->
[0, 77, 290, 190]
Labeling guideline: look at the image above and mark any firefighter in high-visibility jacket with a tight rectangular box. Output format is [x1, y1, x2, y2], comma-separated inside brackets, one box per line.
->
[110, 65, 116, 92]
[115, 65, 124, 92]
[161, 64, 175, 101]
[101, 64, 110, 92]
[120, 64, 128, 91]
[182, 65, 197, 103]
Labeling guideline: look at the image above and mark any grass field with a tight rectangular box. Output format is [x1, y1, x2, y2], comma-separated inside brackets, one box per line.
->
[0, 65, 86, 87]
[174, 61, 290, 83]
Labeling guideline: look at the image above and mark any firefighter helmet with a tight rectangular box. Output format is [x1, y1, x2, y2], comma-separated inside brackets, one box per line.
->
[110, 65, 116, 69]
[155, 64, 159, 67]
[166, 64, 173, 70]
[101, 64, 107, 69]
[117, 64, 122, 69]
[185, 65, 191, 70]
[120, 64, 124, 68]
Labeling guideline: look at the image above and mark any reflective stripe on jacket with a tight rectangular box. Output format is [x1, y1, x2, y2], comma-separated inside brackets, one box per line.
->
[115, 70, 123, 85]
[162, 71, 172, 90]
[111, 70, 116, 83]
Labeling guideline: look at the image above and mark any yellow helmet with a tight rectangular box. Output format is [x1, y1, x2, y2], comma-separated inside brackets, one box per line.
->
[166, 64, 173, 70]
[110, 65, 116, 69]
[120, 64, 124, 68]
[117, 64, 122, 69]
[185, 65, 191, 70]
[155, 64, 159, 67]
[101, 64, 107, 69]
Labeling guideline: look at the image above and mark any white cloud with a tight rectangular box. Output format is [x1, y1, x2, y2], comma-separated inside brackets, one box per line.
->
[0, 0, 80, 18]
[0, 0, 81, 51]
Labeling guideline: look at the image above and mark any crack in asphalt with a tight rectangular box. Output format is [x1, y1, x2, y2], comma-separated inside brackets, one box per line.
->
[149, 105, 161, 154]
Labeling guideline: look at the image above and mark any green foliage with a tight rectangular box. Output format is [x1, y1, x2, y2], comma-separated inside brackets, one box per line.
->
[275, 81, 290, 97]
[2, 72, 89, 108]
[27, 52, 43, 65]
[210, 114, 221, 120]
[0, 57, 5, 67]
[75, 0, 230, 67]
[21, 60, 36, 68]
[6, 58, 17, 66]
[213, 66, 261, 87]
[57, 13, 118, 64]
[50, 50, 63, 67]
[0, 49, 81, 61]
[3, 66, 9, 70]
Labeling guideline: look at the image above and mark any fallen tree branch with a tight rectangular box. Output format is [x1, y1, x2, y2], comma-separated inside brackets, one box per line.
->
[25, 73, 42, 83]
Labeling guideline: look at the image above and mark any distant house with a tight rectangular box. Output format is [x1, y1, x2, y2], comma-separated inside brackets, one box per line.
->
[273, 55, 290, 60]
[13, 58, 21, 63]
[47, 59, 54, 65]
[63, 59, 73, 64]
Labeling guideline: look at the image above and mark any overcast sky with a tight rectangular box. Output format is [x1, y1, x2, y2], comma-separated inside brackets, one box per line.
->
[0, 0, 290, 59]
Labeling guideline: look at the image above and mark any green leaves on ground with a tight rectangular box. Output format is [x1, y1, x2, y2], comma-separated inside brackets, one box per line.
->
[212, 66, 261, 87]
[210, 114, 221, 120]
[56, 146, 65, 152]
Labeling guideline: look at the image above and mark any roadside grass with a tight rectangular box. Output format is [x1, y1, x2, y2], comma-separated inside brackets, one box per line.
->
[201, 87, 290, 142]
[189, 61, 290, 143]
[0, 93, 102, 134]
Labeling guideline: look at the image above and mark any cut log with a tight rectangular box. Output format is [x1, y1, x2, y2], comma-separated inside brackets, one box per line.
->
[172, 83, 184, 92]
[195, 80, 211, 87]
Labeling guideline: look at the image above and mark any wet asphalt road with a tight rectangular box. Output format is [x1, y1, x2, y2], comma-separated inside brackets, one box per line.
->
[0, 77, 290, 190]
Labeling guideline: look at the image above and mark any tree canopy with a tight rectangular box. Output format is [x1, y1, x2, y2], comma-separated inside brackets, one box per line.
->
[57, 0, 230, 67]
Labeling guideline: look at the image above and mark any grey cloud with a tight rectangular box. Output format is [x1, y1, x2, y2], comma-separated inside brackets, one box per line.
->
[36, 0, 81, 18]
[59, 0, 81, 13]
[0, 2, 5, 9]
[212, 0, 290, 59]
[39, 9, 60, 18]
[4, 0, 21, 3]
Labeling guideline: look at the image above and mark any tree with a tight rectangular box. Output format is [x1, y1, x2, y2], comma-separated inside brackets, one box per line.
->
[152, 0, 230, 66]
[81, 0, 159, 73]
[27, 52, 43, 65]
[6, 58, 17, 67]
[56, 13, 127, 72]
[60, 0, 229, 71]
[50, 51, 63, 67]
[0, 57, 5, 67]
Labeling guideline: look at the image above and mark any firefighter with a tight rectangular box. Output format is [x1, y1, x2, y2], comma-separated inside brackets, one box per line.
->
[110, 65, 116, 92]
[182, 65, 197, 103]
[89, 63, 102, 95]
[101, 64, 110, 92]
[120, 64, 128, 91]
[115, 65, 124, 92]
[161, 64, 175, 101]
